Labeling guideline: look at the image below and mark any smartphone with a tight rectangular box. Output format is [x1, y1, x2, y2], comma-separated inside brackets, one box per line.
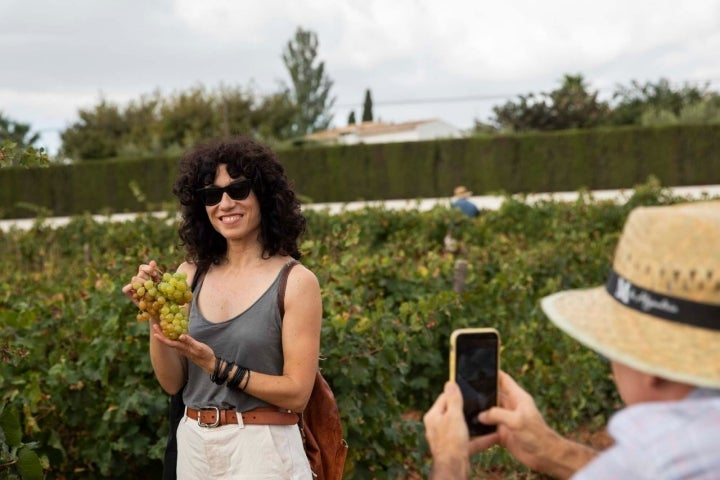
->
[449, 328, 500, 436]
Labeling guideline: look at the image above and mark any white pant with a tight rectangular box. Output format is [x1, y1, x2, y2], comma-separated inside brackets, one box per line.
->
[176, 412, 312, 479]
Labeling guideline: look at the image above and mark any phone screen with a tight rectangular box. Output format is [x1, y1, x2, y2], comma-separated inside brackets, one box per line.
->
[450, 329, 499, 436]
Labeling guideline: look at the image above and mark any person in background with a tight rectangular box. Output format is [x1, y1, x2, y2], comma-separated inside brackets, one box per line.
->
[424, 201, 720, 479]
[123, 136, 322, 479]
[451, 186, 480, 218]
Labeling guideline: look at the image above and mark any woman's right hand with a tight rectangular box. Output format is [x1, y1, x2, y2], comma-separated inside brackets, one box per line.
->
[151, 323, 215, 374]
[122, 260, 160, 307]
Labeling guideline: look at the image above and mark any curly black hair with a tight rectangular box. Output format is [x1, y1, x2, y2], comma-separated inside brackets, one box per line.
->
[172, 136, 306, 269]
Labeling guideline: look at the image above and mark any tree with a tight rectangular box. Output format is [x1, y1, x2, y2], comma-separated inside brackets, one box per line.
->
[158, 85, 217, 149]
[491, 74, 609, 132]
[0, 112, 40, 148]
[0, 114, 48, 167]
[676, 97, 720, 125]
[548, 74, 609, 129]
[116, 92, 163, 158]
[59, 82, 305, 161]
[491, 93, 554, 132]
[470, 119, 497, 135]
[347, 111, 356, 125]
[215, 84, 257, 138]
[61, 99, 129, 160]
[251, 89, 299, 143]
[362, 89, 373, 122]
[607, 78, 715, 126]
[281, 27, 336, 137]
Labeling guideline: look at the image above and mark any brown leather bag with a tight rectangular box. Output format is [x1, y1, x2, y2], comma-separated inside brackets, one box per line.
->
[300, 372, 348, 480]
[279, 261, 348, 480]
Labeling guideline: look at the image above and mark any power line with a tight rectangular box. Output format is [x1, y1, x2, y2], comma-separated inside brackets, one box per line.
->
[338, 93, 516, 109]
[338, 77, 720, 109]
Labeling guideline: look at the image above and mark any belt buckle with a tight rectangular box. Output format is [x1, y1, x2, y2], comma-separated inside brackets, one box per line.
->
[198, 406, 221, 428]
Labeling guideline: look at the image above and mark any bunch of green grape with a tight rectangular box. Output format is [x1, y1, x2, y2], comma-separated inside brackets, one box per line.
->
[133, 271, 193, 340]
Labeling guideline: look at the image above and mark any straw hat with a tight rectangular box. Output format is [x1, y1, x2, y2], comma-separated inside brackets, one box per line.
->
[541, 201, 720, 388]
[453, 186, 472, 198]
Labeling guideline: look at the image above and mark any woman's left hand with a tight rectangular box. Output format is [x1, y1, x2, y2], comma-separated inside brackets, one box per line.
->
[151, 323, 216, 374]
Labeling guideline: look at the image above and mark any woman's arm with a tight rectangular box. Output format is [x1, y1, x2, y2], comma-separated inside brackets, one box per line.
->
[241, 264, 322, 411]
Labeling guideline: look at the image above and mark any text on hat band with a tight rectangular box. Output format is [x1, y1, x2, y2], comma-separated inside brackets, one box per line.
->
[605, 270, 720, 331]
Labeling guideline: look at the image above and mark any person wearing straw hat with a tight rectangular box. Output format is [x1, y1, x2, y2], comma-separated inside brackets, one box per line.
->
[424, 201, 720, 479]
[451, 186, 480, 218]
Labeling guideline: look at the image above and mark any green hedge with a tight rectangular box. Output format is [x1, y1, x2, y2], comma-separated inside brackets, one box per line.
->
[272, 124, 720, 201]
[2, 125, 720, 219]
[0, 154, 178, 219]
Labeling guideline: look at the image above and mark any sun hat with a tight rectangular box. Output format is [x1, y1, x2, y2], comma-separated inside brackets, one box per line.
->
[541, 200, 720, 388]
[453, 186, 472, 198]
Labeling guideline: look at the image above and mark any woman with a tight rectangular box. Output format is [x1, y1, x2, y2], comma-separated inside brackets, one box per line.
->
[123, 136, 321, 479]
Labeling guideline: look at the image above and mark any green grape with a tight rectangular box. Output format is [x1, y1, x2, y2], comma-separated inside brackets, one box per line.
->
[133, 270, 192, 340]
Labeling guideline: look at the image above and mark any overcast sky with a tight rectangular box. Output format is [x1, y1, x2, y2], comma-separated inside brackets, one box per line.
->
[2, 0, 720, 155]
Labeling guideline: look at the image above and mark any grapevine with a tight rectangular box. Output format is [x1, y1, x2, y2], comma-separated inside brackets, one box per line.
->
[132, 271, 193, 340]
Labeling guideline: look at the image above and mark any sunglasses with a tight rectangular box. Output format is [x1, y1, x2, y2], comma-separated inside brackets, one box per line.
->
[196, 178, 252, 206]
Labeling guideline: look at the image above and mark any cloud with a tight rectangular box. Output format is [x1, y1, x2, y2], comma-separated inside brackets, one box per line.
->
[1, 0, 720, 155]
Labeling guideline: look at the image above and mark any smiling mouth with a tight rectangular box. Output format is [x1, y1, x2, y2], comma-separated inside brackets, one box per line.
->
[220, 214, 242, 223]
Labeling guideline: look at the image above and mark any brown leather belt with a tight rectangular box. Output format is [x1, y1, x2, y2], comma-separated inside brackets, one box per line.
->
[186, 406, 299, 427]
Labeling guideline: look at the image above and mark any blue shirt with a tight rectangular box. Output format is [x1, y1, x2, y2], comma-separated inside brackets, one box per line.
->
[574, 388, 720, 479]
[451, 198, 480, 217]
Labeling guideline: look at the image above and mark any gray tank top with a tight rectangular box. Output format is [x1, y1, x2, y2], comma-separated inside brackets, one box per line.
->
[182, 262, 292, 411]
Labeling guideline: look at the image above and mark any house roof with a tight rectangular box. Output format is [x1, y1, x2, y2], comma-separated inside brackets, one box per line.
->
[304, 119, 445, 142]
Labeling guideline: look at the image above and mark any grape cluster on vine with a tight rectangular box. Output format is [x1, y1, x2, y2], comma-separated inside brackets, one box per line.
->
[132, 271, 192, 340]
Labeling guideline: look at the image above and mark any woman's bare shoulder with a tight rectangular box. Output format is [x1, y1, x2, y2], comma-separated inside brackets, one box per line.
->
[176, 261, 197, 282]
[286, 260, 320, 290]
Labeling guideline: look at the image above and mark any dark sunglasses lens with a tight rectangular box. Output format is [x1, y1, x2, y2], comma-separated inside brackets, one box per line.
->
[201, 188, 223, 206]
[198, 180, 251, 206]
[226, 181, 251, 201]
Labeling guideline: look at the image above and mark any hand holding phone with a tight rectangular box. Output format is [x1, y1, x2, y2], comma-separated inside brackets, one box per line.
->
[449, 328, 500, 436]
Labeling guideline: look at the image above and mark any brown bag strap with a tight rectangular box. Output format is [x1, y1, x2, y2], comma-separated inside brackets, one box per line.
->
[190, 262, 209, 292]
[277, 260, 300, 318]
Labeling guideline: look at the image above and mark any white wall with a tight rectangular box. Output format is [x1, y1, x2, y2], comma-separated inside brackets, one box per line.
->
[417, 120, 464, 140]
[336, 120, 464, 145]
[361, 130, 420, 144]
